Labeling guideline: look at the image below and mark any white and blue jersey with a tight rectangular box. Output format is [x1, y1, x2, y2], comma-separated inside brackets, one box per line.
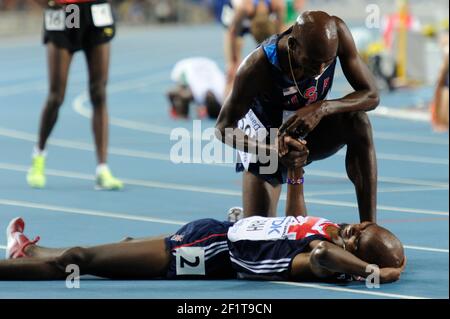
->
[236, 28, 337, 184]
[227, 216, 339, 280]
[164, 216, 349, 281]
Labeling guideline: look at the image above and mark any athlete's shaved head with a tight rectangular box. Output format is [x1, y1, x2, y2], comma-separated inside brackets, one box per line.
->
[357, 224, 405, 268]
[339, 222, 405, 268]
[287, 11, 339, 78]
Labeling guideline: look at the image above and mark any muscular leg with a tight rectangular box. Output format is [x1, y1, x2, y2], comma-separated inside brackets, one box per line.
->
[343, 112, 377, 222]
[305, 112, 377, 223]
[26, 235, 167, 257]
[38, 43, 73, 150]
[84, 43, 111, 164]
[0, 238, 170, 280]
[242, 171, 282, 217]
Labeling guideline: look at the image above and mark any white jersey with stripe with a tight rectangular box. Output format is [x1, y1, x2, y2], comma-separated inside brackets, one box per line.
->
[227, 216, 339, 280]
[170, 57, 226, 106]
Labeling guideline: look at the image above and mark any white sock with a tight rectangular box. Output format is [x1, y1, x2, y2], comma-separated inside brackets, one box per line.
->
[96, 163, 109, 176]
[33, 146, 47, 158]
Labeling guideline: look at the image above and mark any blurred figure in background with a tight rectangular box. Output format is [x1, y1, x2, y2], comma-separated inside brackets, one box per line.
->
[167, 57, 226, 120]
[283, 0, 305, 30]
[430, 32, 449, 131]
[26, 0, 123, 191]
[219, 0, 286, 96]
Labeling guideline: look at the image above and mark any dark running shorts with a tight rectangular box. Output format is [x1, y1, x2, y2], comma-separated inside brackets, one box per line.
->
[43, 1, 115, 53]
[164, 218, 235, 279]
[236, 161, 288, 186]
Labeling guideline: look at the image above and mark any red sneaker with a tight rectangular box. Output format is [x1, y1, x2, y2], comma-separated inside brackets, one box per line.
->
[6, 217, 40, 259]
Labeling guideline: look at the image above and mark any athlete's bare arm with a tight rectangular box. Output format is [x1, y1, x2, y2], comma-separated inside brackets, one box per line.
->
[216, 48, 273, 154]
[285, 155, 307, 217]
[290, 240, 405, 283]
[280, 17, 380, 136]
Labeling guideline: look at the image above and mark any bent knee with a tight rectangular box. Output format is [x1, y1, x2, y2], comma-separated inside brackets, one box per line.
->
[55, 247, 90, 271]
[344, 112, 374, 146]
[47, 91, 65, 108]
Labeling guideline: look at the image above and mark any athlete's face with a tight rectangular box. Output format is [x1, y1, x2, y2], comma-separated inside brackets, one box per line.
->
[290, 19, 338, 78]
[289, 37, 336, 79]
[339, 222, 375, 255]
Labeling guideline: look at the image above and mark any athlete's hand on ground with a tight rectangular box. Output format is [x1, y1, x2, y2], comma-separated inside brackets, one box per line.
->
[379, 257, 407, 283]
[279, 102, 325, 138]
[277, 134, 309, 168]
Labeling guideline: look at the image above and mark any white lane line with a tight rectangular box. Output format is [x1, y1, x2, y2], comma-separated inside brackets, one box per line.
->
[72, 77, 450, 167]
[304, 198, 448, 216]
[370, 106, 430, 122]
[0, 162, 448, 217]
[307, 169, 449, 188]
[271, 281, 429, 299]
[373, 132, 448, 146]
[0, 199, 186, 226]
[403, 245, 449, 253]
[306, 186, 448, 196]
[0, 199, 447, 254]
[0, 127, 447, 188]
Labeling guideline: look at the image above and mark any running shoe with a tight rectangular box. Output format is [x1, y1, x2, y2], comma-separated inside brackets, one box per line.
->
[27, 155, 46, 189]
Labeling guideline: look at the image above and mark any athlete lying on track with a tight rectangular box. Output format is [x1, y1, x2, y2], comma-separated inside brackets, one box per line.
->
[1, 138, 405, 283]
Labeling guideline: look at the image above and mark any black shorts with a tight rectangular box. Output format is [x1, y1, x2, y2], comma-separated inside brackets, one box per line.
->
[43, 1, 115, 53]
[164, 219, 235, 279]
[236, 162, 287, 186]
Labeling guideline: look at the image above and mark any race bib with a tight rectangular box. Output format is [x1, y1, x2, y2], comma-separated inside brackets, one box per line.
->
[44, 9, 65, 31]
[175, 247, 205, 276]
[237, 110, 268, 170]
[91, 3, 113, 27]
[228, 216, 294, 242]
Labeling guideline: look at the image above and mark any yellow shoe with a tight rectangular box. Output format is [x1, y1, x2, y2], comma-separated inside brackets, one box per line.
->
[95, 167, 123, 191]
[27, 155, 46, 189]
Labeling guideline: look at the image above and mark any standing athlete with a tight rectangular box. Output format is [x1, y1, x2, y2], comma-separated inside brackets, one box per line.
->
[215, 11, 380, 222]
[27, 0, 123, 190]
[220, 0, 286, 95]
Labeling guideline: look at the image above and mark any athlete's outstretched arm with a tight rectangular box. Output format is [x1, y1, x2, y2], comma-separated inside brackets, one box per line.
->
[290, 240, 405, 283]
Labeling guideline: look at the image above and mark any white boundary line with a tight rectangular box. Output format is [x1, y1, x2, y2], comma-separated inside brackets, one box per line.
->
[0, 162, 448, 217]
[0, 199, 186, 226]
[0, 198, 447, 254]
[0, 127, 447, 188]
[373, 132, 448, 146]
[270, 281, 429, 299]
[73, 94, 450, 166]
[306, 186, 449, 196]
[403, 245, 449, 253]
[0, 246, 437, 299]
[370, 106, 430, 122]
